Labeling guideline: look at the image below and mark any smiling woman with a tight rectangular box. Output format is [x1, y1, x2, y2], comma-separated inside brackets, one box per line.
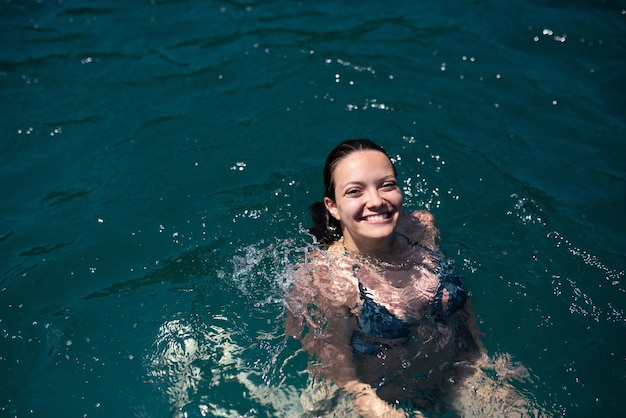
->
[325, 146, 403, 254]
[286, 139, 540, 417]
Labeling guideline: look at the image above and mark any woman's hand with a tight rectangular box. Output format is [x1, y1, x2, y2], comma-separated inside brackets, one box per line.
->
[344, 381, 416, 418]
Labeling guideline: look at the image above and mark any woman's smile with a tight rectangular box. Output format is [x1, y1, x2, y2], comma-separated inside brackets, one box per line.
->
[361, 212, 393, 222]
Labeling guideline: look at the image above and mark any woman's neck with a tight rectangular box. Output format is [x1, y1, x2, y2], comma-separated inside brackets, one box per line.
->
[342, 233, 397, 258]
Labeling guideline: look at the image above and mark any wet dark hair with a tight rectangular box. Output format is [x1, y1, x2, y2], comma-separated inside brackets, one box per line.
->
[308, 139, 396, 244]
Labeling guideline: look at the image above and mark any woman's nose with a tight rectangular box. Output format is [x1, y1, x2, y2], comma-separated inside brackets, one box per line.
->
[366, 189, 385, 207]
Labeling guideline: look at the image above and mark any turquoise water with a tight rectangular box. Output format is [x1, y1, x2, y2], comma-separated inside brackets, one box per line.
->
[1, 0, 625, 416]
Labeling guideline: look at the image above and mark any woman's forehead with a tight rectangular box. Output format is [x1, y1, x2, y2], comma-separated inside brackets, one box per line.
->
[333, 150, 395, 181]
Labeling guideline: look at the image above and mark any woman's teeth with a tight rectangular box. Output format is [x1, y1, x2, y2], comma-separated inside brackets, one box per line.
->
[364, 213, 390, 221]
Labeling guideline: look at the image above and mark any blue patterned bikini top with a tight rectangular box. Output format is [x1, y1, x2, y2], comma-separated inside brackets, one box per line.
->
[351, 246, 468, 356]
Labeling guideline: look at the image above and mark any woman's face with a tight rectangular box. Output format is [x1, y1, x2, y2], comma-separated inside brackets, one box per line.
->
[324, 150, 403, 252]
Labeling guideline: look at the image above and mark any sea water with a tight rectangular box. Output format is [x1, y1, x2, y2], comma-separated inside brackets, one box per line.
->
[1, 0, 625, 416]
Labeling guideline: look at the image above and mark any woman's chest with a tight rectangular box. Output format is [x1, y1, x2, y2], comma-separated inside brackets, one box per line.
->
[329, 261, 442, 322]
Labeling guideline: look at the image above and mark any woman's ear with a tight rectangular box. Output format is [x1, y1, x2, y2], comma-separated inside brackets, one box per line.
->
[324, 197, 340, 221]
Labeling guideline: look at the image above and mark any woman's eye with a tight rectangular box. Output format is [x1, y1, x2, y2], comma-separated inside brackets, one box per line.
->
[346, 189, 362, 196]
[382, 182, 397, 190]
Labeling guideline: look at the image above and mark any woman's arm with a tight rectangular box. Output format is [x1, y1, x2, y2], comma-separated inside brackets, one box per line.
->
[451, 300, 545, 415]
[285, 262, 410, 417]
[454, 298, 486, 362]
[300, 305, 409, 418]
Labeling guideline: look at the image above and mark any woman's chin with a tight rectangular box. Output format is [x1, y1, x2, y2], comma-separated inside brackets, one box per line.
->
[359, 229, 396, 245]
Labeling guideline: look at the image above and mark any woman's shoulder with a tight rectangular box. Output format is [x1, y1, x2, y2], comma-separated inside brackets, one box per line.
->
[306, 244, 347, 264]
[294, 244, 358, 303]
[294, 244, 350, 280]
[408, 209, 436, 226]
[397, 210, 440, 250]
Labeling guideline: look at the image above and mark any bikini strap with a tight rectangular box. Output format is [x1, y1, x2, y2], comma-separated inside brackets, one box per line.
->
[396, 231, 436, 253]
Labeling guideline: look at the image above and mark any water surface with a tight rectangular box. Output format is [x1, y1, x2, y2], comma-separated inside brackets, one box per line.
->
[1, 0, 625, 416]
